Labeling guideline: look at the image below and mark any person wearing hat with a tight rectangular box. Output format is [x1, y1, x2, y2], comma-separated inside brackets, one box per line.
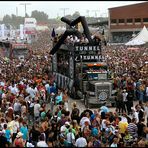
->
[60, 121, 70, 135]
[13, 132, 25, 147]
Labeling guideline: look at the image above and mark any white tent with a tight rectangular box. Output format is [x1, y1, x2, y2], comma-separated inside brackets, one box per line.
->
[55, 26, 66, 32]
[125, 26, 148, 46]
[125, 39, 145, 46]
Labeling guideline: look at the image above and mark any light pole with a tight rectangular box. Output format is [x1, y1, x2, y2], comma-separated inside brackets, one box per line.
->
[20, 3, 31, 17]
[16, 7, 18, 17]
[60, 8, 69, 17]
[92, 10, 99, 18]
[86, 10, 90, 17]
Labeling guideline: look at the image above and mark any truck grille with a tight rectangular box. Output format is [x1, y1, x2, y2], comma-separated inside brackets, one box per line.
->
[96, 85, 111, 101]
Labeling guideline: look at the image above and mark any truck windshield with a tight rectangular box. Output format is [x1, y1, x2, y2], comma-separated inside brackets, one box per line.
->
[12, 48, 28, 57]
[82, 63, 108, 80]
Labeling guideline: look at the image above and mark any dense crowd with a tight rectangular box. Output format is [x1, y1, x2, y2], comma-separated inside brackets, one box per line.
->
[0, 31, 148, 147]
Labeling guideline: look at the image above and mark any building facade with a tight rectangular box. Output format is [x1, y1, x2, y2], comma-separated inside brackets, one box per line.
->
[108, 2, 148, 43]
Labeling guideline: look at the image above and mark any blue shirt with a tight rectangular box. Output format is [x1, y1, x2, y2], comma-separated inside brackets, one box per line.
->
[56, 95, 62, 104]
[50, 86, 56, 94]
[91, 127, 98, 136]
[47, 86, 51, 94]
[20, 126, 28, 140]
[5, 129, 11, 142]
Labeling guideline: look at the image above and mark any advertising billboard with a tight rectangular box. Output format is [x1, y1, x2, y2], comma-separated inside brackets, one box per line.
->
[24, 18, 37, 28]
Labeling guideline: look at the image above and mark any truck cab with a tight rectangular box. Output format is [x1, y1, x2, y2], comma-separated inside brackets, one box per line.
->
[76, 62, 113, 108]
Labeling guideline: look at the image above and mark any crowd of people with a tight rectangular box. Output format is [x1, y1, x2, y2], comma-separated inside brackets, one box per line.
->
[0, 30, 148, 147]
[104, 45, 148, 102]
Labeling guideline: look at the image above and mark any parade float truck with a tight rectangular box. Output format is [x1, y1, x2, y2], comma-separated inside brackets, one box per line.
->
[0, 40, 31, 61]
[50, 16, 113, 108]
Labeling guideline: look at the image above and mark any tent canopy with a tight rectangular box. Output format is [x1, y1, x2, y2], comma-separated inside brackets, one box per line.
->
[125, 39, 145, 46]
[125, 26, 148, 46]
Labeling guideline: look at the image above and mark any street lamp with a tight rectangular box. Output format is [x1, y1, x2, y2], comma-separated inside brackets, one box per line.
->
[92, 10, 99, 18]
[60, 8, 69, 17]
[20, 3, 31, 17]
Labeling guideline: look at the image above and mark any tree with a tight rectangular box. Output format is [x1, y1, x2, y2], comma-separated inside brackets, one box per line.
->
[72, 11, 80, 19]
[25, 13, 30, 18]
[3, 15, 12, 25]
[31, 10, 49, 23]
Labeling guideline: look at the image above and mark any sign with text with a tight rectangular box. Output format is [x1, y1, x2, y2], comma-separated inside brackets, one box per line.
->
[75, 54, 105, 62]
[74, 45, 102, 62]
[75, 45, 101, 53]
[24, 18, 37, 28]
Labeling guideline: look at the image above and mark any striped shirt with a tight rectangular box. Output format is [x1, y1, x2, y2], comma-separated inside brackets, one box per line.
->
[127, 123, 138, 138]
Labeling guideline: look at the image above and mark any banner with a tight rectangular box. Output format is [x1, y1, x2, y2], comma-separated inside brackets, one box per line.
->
[24, 18, 37, 28]
[20, 24, 24, 40]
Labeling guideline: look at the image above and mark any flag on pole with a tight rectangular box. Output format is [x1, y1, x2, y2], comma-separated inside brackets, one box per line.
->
[51, 28, 56, 38]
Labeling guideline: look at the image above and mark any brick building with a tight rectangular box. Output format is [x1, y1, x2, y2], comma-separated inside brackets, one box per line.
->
[108, 2, 148, 43]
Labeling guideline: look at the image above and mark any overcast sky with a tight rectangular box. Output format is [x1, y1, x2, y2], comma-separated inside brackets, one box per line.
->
[0, 1, 145, 19]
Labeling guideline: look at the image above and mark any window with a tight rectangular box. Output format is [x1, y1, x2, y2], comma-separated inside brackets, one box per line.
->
[143, 18, 148, 22]
[111, 19, 117, 24]
[119, 19, 124, 23]
[135, 18, 141, 23]
[127, 18, 133, 23]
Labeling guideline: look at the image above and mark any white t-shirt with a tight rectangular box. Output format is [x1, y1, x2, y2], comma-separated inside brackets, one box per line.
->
[12, 120, 19, 133]
[75, 137, 87, 147]
[2, 93, 6, 99]
[45, 84, 49, 91]
[66, 132, 75, 143]
[37, 141, 48, 147]
[10, 86, 19, 95]
[111, 143, 117, 147]
[122, 92, 128, 102]
[146, 87, 148, 96]
[26, 87, 37, 99]
[101, 119, 107, 130]
[60, 125, 67, 133]
[0, 81, 5, 86]
[34, 103, 41, 116]
[132, 111, 139, 123]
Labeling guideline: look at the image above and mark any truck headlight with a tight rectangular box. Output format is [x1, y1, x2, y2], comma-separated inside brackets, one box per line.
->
[89, 92, 95, 95]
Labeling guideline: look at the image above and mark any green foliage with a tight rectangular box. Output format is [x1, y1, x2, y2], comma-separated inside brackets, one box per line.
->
[31, 10, 49, 23]
[1, 10, 106, 29]
[3, 14, 24, 29]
